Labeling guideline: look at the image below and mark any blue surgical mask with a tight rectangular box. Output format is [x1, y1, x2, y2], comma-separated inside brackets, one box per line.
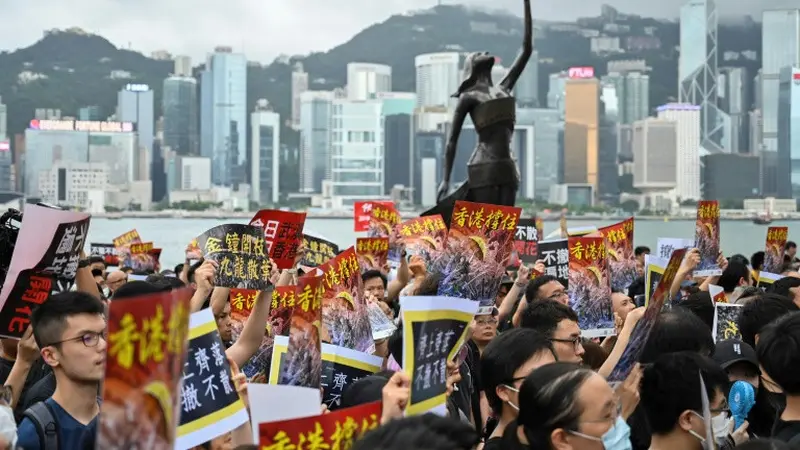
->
[570, 416, 632, 450]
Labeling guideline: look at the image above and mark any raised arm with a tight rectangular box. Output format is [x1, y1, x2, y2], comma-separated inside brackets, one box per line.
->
[499, 0, 533, 92]
[438, 97, 472, 201]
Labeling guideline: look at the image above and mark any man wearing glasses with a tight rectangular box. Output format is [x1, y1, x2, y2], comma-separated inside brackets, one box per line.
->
[17, 292, 106, 449]
[520, 299, 584, 363]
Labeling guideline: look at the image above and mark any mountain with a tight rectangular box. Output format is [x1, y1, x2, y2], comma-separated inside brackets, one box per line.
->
[0, 5, 762, 151]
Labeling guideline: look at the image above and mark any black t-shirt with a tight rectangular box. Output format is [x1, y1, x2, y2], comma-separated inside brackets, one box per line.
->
[772, 419, 800, 443]
[483, 436, 504, 450]
[749, 384, 785, 438]
[465, 340, 483, 427]
[0, 357, 52, 418]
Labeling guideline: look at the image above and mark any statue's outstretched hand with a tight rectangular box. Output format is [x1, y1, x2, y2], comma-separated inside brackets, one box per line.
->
[436, 181, 450, 203]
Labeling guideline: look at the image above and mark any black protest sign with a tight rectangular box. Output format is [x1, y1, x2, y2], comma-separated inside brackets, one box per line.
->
[321, 349, 382, 411]
[537, 239, 569, 287]
[513, 218, 540, 264]
[301, 234, 339, 267]
[407, 319, 465, 411]
[713, 304, 743, 343]
[196, 224, 272, 290]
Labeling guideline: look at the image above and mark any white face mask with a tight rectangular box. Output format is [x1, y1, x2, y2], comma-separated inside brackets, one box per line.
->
[0, 405, 17, 446]
[711, 413, 732, 441]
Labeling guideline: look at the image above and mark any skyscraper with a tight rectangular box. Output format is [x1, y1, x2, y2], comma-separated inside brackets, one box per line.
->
[414, 52, 460, 109]
[163, 76, 199, 156]
[299, 91, 335, 193]
[250, 100, 281, 205]
[173, 55, 192, 77]
[291, 62, 309, 129]
[563, 77, 600, 189]
[329, 99, 384, 202]
[602, 71, 650, 124]
[346, 63, 391, 100]
[679, 0, 727, 153]
[632, 118, 678, 190]
[515, 50, 539, 107]
[761, 9, 800, 153]
[199, 47, 247, 186]
[518, 108, 561, 199]
[547, 72, 569, 119]
[777, 67, 800, 199]
[657, 104, 702, 201]
[380, 92, 415, 195]
[0, 96, 6, 140]
[117, 84, 154, 177]
[717, 67, 750, 153]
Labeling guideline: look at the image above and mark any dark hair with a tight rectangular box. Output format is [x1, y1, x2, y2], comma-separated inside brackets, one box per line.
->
[174, 263, 184, 274]
[88, 255, 105, 265]
[751, 251, 765, 271]
[481, 328, 555, 414]
[31, 291, 105, 348]
[232, 446, 259, 450]
[119, 266, 133, 273]
[520, 300, 579, 338]
[785, 241, 797, 251]
[580, 338, 608, 370]
[756, 312, 800, 396]
[641, 352, 729, 435]
[729, 254, 750, 267]
[112, 280, 172, 301]
[525, 275, 559, 302]
[768, 276, 800, 299]
[361, 270, 387, 289]
[90, 268, 104, 278]
[677, 291, 714, 332]
[415, 272, 442, 297]
[187, 258, 204, 283]
[352, 414, 479, 450]
[639, 308, 715, 364]
[627, 276, 645, 299]
[718, 261, 751, 293]
[340, 371, 394, 409]
[512, 362, 594, 447]
[634, 246, 650, 257]
[737, 293, 798, 348]
[733, 439, 792, 450]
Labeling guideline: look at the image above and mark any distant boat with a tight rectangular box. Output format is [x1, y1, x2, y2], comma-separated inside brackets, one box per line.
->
[753, 216, 773, 225]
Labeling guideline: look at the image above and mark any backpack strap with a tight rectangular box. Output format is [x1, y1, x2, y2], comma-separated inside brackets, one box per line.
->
[23, 401, 59, 450]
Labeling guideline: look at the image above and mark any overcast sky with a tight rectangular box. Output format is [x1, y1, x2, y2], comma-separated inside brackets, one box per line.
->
[1, 0, 795, 63]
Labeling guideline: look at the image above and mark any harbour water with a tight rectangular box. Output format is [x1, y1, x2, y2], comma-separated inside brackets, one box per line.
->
[84, 217, 794, 269]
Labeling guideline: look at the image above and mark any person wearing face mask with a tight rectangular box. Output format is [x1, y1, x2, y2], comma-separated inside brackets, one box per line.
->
[500, 362, 632, 450]
[641, 352, 732, 450]
[0, 386, 17, 449]
[713, 339, 759, 444]
[480, 329, 556, 449]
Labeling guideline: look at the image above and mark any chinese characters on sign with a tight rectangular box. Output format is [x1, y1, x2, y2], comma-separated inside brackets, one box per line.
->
[567, 236, 613, 337]
[513, 218, 540, 264]
[259, 400, 381, 449]
[694, 200, 722, 277]
[538, 239, 570, 287]
[353, 201, 395, 233]
[113, 229, 141, 249]
[196, 224, 273, 290]
[300, 234, 339, 268]
[356, 237, 389, 272]
[764, 226, 789, 274]
[450, 201, 520, 232]
[130, 242, 154, 254]
[277, 274, 325, 388]
[397, 216, 447, 238]
[318, 247, 373, 354]
[90, 243, 119, 266]
[713, 304, 743, 343]
[249, 210, 307, 270]
[409, 320, 463, 408]
[231, 289, 258, 313]
[319, 347, 382, 410]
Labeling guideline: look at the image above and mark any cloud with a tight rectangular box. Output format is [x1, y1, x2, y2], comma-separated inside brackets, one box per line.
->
[0, 0, 794, 64]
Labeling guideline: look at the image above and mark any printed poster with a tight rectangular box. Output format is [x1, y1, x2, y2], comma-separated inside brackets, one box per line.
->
[395, 215, 448, 269]
[249, 209, 307, 270]
[113, 229, 142, 249]
[764, 226, 788, 274]
[437, 201, 521, 314]
[513, 217, 541, 265]
[694, 200, 722, 277]
[538, 239, 569, 288]
[270, 336, 382, 410]
[177, 308, 249, 449]
[757, 271, 781, 290]
[598, 218, 637, 292]
[708, 284, 727, 303]
[125, 242, 161, 272]
[318, 247, 374, 353]
[90, 243, 119, 266]
[97, 288, 192, 449]
[259, 400, 381, 448]
[356, 237, 389, 273]
[353, 201, 399, 236]
[656, 237, 694, 260]
[567, 236, 613, 337]
[608, 248, 687, 382]
[400, 295, 479, 416]
[241, 286, 296, 383]
[713, 303, 743, 343]
[300, 233, 339, 268]
[278, 274, 325, 388]
[368, 301, 397, 340]
[644, 255, 667, 306]
[229, 289, 257, 341]
[196, 224, 273, 290]
[0, 205, 90, 339]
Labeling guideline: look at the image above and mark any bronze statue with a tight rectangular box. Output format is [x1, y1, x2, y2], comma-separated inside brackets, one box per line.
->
[423, 0, 532, 227]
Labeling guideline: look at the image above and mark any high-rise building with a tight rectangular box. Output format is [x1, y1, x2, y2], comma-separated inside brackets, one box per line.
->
[702, 153, 760, 202]
[0, 96, 6, 140]
[515, 50, 539, 107]
[413, 131, 444, 206]
[518, 108, 561, 199]
[602, 72, 650, 124]
[163, 76, 199, 156]
[777, 67, 800, 200]
[491, 65, 509, 86]
[250, 100, 281, 205]
[718, 67, 751, 153]
[176, 156, 212, 191]
[117, 84, 154, 174]
[78, 106, 102, 121]
[657, 103, 702, 201]
[632, 118, 678, 190]
[414, 52, 460, 110]
[174, 55, 192, 77]
[291, 62, 309, 129]
[679, 0, 728, 153]
[563, 77, 600, 190]
[547, 72, 569, 119]
[329, 99, 384, 202]
[299, 91, 336, 193]
[38, 162, 109, 212]
[761, 9, 800, 153]
[0, 141, 11, 192]
[346, 63, 391, 100]
[199, 47, 247, 186]
[380, 93, 415, 195]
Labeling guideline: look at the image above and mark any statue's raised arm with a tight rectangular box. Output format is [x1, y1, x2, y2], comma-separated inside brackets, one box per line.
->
[499, 0, 533, 92]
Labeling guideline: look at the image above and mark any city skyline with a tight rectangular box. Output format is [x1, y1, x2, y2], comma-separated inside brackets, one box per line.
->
[0, 0, 797, 63]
